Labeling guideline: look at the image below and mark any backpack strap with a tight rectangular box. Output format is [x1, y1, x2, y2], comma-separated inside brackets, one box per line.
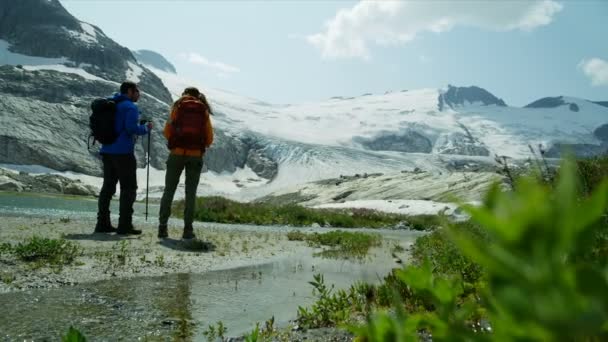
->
[86, 134, 95, 151]
[112, 97, 128, 138]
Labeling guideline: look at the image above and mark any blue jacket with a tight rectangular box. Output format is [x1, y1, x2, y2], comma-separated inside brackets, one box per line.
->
[100, 93, 149, 154]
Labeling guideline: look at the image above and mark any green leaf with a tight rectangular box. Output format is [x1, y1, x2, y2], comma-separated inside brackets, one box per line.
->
[62, 327, 86, 342]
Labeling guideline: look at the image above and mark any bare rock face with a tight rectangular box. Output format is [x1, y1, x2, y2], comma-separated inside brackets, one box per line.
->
[0, 66, 278, 179]
[438, 85, 507, 111]
[0, 66, 171, 176]
[63, 182, 96, 196]
[524, 96, 580, 112]
[202, 132, 279, 180]
[246, 149, 278, 180]
[0, 175, 25, 192]
[434, 132, 490, 156]
[203, 131, 249, 174]
[0, 0, 266, 178]
[0, 168, 97, 195]
[593, 123, 608, 143]
[354, 130, 433, 153]
[132, 50, 176, 74]
[0, 0, 171, 103]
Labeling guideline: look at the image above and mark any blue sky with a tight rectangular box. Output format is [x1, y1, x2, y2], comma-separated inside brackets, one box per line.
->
[60, 0, 607, 106]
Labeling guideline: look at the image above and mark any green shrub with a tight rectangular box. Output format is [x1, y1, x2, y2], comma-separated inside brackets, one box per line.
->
[576, 156, 608, 195]
[411, 221, 486, 283]
[12, 236, 80, 266]
[287, 230, 381, 259]
[175, 196, 435, 229]
[297, 274, 353, 328]
[287, 230, 307, 241]
[0, 242, 12, 256]
[62, 327, 86, 342]
[244, 323, 260, 342]
[352, 159, 608, 341]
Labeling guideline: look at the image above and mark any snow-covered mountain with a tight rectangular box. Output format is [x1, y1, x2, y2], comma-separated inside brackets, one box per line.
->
[126, 61, 608, 198]
[0, 0, 274, 180]
[144, 64, 608, 161]
[0, 0, 171, 103]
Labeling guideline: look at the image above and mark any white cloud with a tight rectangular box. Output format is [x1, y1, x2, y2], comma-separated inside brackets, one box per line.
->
[179, 52, 240, 73]
[579, 58, 608, 86]
[307, 0, 563, 59]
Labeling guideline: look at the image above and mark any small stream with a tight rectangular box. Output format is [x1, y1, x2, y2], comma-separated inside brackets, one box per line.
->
[0, 191, 159, 220]
[0, 251, 403, 341]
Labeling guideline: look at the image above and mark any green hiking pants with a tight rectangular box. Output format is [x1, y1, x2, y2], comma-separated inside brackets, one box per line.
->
[158, 154, 203, 227]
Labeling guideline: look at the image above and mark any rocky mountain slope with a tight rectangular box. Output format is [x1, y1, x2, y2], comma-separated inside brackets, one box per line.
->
[0, 0, 278, 179]
[258, 169, 502, 206]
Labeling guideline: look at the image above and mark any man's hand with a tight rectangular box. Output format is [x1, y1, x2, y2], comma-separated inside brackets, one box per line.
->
[147, 121, 154, 131]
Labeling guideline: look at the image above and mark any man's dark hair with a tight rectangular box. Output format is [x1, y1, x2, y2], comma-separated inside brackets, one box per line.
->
[120, 81, 138, 94]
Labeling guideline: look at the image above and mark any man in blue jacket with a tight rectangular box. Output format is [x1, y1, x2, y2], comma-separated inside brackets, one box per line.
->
[95, 81, 152, 235]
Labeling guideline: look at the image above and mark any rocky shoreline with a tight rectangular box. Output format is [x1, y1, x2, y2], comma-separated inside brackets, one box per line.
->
[0, 167, 98, 196]
[0, 216, 309, 293]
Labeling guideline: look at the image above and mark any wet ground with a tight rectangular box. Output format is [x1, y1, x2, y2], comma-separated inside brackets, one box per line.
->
[1, 247, 403, 340]
[0, 192, 422, 341]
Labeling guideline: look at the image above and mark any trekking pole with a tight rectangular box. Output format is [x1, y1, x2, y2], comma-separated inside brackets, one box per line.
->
[146, 127, 151, 221]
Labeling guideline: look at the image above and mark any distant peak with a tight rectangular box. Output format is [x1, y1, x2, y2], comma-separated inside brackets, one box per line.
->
[524, 96, 565, 108]
[524, 96, 581, 112]
[591, 101, 608, 108]
[438, 85, 507, 111]
[132, 50, 177, 74]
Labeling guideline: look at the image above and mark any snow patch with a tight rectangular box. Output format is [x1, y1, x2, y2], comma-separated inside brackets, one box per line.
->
[0, 39, 115, 84]
[0, 39, 68, 66]
[22, 64, 110, 82]
[125, 61, 144, 83]
[313, 200, 459, 216]
[80, 22, 98, 39]
[65, 27, 97, 45]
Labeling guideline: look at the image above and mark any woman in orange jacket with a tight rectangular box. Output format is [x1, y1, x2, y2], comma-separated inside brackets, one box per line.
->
[158, 87, 213, 239]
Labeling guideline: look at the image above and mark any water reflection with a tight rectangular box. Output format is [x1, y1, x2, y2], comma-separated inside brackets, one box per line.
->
[0, 250, 398, 341]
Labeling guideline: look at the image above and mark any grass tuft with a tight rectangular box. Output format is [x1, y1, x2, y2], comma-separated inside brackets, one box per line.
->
[174, 196, 440, 229]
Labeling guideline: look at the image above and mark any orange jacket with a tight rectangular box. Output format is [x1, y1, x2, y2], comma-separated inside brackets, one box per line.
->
[163, 96, 214, 157]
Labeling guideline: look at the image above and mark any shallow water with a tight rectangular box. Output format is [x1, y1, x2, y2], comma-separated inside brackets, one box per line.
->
[0, 250, 400, 341]
[0, 191, 424, 238]
[0, 191, 159, 220]
[0, 192, 421, 340]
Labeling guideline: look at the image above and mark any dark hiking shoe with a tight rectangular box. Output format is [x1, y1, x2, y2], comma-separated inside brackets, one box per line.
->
[94, 224, 117, 233]
[158, 224, 168, 239]
[117, 228, 142, 236]
[117, 224, 142, 236]
[94, 215, 116, 233]
[182, 225, 196, 240]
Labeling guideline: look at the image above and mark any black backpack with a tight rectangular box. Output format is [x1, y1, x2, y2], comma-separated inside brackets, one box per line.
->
[88, 98, 124, 148]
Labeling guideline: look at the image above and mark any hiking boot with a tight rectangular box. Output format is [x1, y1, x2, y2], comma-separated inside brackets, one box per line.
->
[117, 216, 142, 236]
[182, 225, 196, 240]
[116, 226, 142, 236]
[116, 222, 142, 235]
[94, 214, 116, 233]
[158, 224, 168, 239]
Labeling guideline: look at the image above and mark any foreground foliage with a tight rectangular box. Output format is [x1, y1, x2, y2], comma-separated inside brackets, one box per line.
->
[297, 159, 608, 340]
[1, 236, 81, 268]
[361, 159, 608, 340]
[62, 327, 86, 342]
